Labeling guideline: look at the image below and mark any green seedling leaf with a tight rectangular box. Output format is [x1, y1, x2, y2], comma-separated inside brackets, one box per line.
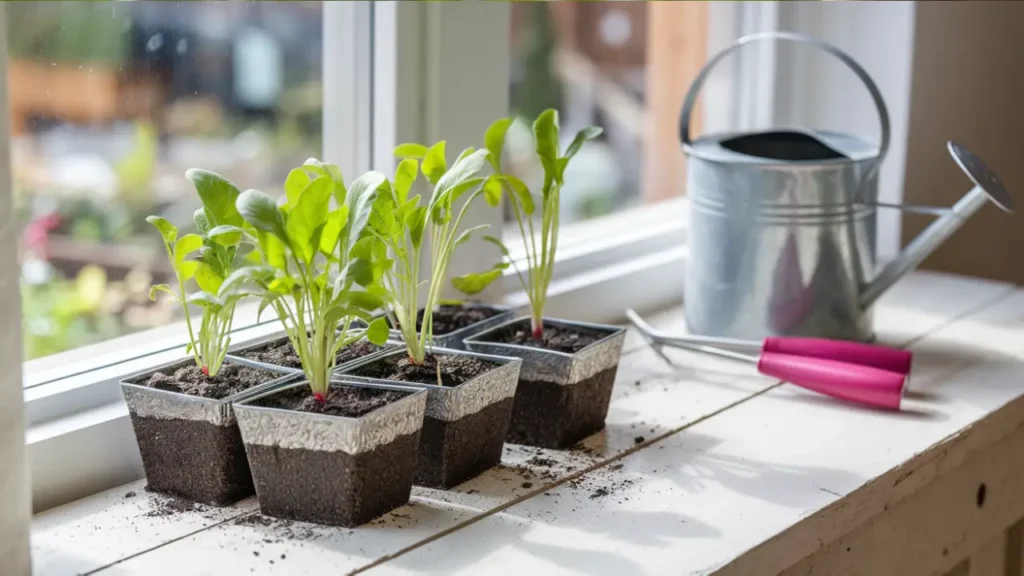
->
[194, 262, 224, 294]
[394, 159, 418, 205]
[193, 209, 211, 235]
[533, 108, 560, 178]
[268, 276, 296, 294]
[237, 189, 287, 241]
[343, 170, 386, 256]
[483, 177, 502, 207]
[484, 117, 513, 170]
[257, 294, 280, 321]
[453, 224, 490, 249]
[207, 225, 247, 246]
[173, 234, 203, 276]
[498, 174, 535, 214]
[284, 167, 312, 209]
[186, 291, 222, 309]
[451, 264, 508, 295]
[319, 205, 350, 256]
[286, 176, 333, 263]
[186, 169, 243, 228]
[257, 230, 288, 271]
[394, 143, 429, 159]
[421, 141, 447, 185]
[483, 235, 512, 257]
[408, 206, 428, 249]
[433, 148, 488, 203]
[455, 146, 477, 164]
[146, 216, 177, 245]
[149, 284, 177, 302]
[366, 317, 390, 345]
[564, 126, 603, 161]
[218, 265, 275, 298]
[350, 258, 377, 287]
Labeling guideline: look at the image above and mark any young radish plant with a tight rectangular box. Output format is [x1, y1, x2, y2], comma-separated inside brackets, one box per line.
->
[368, 141, 495, 366]
[227, 159, 391, 403]
[147, 170, 254, 377]
[452, 109, 602, 339]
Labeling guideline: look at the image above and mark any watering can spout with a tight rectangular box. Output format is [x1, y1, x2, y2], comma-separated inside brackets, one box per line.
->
[859, 142, 1015, 309]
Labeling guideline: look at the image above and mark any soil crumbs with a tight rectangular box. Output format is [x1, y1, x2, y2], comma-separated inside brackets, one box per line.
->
[487, 320, 611, 354]
[251, 381, 408, 418]
[353, 353, 499, 388]
[141, 363, 278, 399]
[392, 303, 501, 336]
[240, 339, 383, 370]
[142, 491, 221, 520]
[471, 443, 633, 507]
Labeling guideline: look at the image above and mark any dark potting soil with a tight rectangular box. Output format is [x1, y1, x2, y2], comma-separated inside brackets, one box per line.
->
[506, 365, 619, 449]
[350, 353, 499, 388]
[480, 319, 610, 354]
[136, 362, 278, 400]
[250, 381, 410, 418]
[408, 303, 501, 335]
[245, 431, 420, 527]
[415, 396, 514, 489]
[237, 339, 384, 370]
[130, 415, 254, 505]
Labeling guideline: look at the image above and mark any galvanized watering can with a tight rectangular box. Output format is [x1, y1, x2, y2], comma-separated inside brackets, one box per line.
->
[680, 32, 1014, 342]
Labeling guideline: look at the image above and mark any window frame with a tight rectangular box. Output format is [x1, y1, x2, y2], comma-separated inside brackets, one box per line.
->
[14, 0, 916, 511]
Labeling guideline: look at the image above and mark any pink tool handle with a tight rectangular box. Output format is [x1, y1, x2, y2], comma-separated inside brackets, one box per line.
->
[762, 337, 913, 374]
[757, 352, 906, 410]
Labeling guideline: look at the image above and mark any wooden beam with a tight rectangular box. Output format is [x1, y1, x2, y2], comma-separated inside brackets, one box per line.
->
[643, 1, 707, 204]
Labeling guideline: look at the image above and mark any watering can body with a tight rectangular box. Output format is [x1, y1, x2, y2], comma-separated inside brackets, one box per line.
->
[681, 33, 1014, 342]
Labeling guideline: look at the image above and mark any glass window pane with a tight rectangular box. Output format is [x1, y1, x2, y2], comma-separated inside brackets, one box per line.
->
[11, 1, 323, 360]
[507, 2, 704, 227]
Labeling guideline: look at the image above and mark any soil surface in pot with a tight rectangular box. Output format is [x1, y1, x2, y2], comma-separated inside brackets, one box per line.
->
[481, 319, 610, 354]
[238, 339, 384, 370]
[392, 303, 502, 336]
[136, 363, 279, 399]
[352, 353, 500, 387]
[250, 381, 409, 417]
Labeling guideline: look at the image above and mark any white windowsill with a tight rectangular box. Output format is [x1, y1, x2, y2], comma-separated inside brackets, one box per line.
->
[30, 271, 1024, 575]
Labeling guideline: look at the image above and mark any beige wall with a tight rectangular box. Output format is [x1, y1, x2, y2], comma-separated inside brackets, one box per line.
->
[902, 2, 1024, 283]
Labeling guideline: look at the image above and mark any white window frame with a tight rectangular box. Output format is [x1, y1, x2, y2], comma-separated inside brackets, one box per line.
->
[8, 1, 918, 513]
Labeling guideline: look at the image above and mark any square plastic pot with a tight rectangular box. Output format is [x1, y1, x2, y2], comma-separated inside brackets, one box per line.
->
[464, 317, 627, 449]
[120, 359, 300, 506]
[338, 347, 521, 489]
[234, 379, 427, 527]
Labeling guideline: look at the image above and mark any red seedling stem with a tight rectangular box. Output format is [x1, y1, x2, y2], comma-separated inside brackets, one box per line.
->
[201, 365, 209, 376]
[313, 392, 326, 405]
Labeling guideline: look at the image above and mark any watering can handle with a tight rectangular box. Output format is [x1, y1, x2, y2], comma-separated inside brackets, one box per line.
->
[679, 31, 891, 164]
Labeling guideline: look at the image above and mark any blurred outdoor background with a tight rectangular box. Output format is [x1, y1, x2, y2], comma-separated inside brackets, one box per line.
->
[12, 1, 324, 359]
[14, 1, 689, 360]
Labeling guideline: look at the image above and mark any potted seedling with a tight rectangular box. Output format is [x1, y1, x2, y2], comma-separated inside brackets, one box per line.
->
[458, 110, 627, 450]
[121, 170, 296, 506]
[225, 163, 402, 372]
[339, 143, 522, 490]
[370, 143, 515, 349]
[229, 159, 427, 527]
